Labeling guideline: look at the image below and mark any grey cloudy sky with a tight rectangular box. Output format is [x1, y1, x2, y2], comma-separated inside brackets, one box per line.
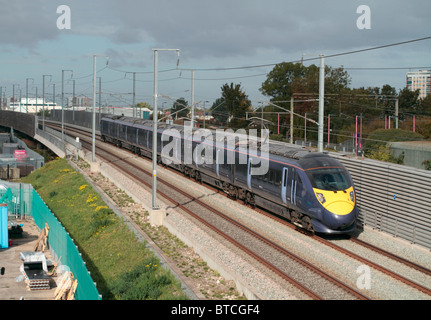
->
[1, 0, 430, 107]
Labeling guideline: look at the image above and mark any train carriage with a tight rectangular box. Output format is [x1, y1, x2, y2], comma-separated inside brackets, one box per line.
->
[100, 114, 358, 235]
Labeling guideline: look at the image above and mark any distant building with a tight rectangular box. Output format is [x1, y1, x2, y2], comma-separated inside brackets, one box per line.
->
[406, 70, 431, 99]
[72, 96, 93, 108]
[8, 98, 61, 113]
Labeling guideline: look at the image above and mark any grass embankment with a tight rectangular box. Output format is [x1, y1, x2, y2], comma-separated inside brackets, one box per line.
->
[21, 158, 189, 300]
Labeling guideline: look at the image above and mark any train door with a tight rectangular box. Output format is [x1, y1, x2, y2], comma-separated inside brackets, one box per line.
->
[247, 157, 252, 189]
[175, 137, 180, 163]
[291, 168, 298, 206]
[282, 167, 296, 205]
[281, 167, 288, 204]
[216, 148, 221, 178]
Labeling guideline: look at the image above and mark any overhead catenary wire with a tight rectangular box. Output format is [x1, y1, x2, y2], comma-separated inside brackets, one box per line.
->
[9, 36, 430, 122]
[174, 36, 431, 72]
[104, 36, 431, 74]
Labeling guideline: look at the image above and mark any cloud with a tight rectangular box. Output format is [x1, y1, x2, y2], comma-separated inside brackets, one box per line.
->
[1, 0, 430, 103]
[0, 1, 58, 48]
[2, 0, 430, 61]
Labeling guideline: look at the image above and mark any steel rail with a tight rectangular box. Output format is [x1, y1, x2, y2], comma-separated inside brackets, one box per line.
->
[78, 138, 324, 300]
[53, 123, 371, 299]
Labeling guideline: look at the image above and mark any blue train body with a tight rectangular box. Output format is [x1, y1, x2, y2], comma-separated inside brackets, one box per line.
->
[100, 115, 358, 234]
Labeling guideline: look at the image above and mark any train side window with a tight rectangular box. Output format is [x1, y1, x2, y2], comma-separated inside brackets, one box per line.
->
[268, 170, 274, 184]
[296, 173, 306, 197]
[274, 171, 281, 185]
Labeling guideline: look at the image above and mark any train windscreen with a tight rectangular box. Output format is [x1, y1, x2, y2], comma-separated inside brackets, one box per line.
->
[305, 167, 351, 191]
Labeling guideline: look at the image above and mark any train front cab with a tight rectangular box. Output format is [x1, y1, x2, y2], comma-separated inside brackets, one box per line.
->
[301, 157, 358, 234]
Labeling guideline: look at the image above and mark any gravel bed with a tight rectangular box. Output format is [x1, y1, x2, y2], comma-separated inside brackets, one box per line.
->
[80, 146, 300, 299]
[108, 150, 358, 299]
[168, 187, 360, 300]
[327, 235, 431, 293]
[164, 206, 303, 300]
[149, 159, 431, 300]
[84, 143, 431, 300]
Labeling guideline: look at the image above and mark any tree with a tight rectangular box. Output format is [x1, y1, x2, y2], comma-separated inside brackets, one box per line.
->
[419, 94, 431, 116]
[398, 87, 420, 120]
[220, 83, 252, 128]
[260, 62, 308, 102]
[260, 62, 351, 101]
[209, 98, 228, 125]
[379, 84, 398, 117]
[363, 128, 424, 159]
[260, 62, 351, 142]
[170, 98, 189, 120]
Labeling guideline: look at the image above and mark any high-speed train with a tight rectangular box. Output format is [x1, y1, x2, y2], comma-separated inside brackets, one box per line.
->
[100, 114, 358, 234]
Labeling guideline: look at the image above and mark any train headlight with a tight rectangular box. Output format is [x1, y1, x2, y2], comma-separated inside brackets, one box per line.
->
[350, 191, 354, 202]
[316, 193, 326, 204]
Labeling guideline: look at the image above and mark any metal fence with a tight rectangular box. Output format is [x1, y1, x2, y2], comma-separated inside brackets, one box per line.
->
[0, 132, 45, 177]
[0, 180, 33, 219]
[0, 180, 101, 300]
[48, 110, 104, 132]
[38, 125, 82, 150]
[4, 110, 430, 250]
[331, 153, 431, 250]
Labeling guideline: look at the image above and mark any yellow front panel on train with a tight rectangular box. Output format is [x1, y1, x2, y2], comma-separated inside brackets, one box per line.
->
[313, 186, 355, 216]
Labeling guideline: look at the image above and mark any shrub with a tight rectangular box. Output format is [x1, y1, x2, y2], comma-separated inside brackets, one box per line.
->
[88, 208, 116, 238]
[364, 128, 424, 160]
[110, 257, 175, 300]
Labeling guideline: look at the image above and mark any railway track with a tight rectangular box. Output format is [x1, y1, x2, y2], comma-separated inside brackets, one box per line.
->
[54, 124, 370, 300]
[46, 122, 431, 299]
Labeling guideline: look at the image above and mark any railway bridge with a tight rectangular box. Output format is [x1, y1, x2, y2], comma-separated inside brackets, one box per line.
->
[1, 109, 430, 251]
[0, 110, 83, 158]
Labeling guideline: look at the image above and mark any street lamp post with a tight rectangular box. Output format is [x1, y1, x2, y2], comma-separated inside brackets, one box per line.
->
[318, 54, 325, 153]
[191, 70, 195, 128]
[203, 100, 209, 128]
[42, 75, 52, 131]
[33, 87, 38, 115]
[0, 87, 5, 109]
[327, 114, 335, 147]
[91, 55, 108, 162]
[93, 55, 96, 162]
[152, 48, 180, 210]
[304, 113, 307, 143]
[13, 84, 19, 112]
[62, 70, 73, 142]
[26, 79, 33, 114]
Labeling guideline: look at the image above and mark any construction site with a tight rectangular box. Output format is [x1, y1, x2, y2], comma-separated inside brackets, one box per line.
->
[0, 130, 100, 300]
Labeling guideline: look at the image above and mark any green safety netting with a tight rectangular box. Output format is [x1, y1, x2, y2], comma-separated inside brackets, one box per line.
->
[1, 185, 101, 300]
